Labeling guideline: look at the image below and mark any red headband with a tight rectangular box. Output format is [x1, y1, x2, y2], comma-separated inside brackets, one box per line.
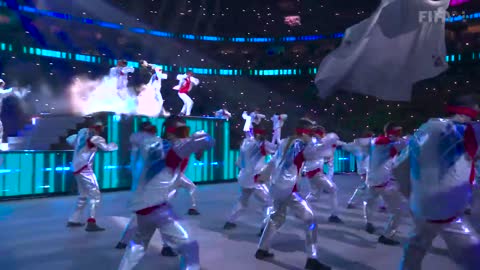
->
[253, 128, 266, 135]
[296, 128, 313, 135]
[447, 106, 479, 119]
[386, 127, 402, 137]
[166, 127, 177, 133]
[314, 130, 325, 136]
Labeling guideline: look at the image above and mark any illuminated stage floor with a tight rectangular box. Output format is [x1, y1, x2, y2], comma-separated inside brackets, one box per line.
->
[0, 175, 471, 270]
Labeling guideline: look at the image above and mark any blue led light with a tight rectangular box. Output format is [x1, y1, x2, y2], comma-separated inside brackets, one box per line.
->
[96, 21, 122, 29]
[130, 28, 146, 34]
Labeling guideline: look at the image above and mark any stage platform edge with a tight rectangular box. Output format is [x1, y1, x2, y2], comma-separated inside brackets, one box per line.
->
[0, 113, 355, 199]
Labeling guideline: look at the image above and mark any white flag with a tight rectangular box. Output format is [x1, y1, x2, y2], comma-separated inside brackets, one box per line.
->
[315, 0, 450, 101]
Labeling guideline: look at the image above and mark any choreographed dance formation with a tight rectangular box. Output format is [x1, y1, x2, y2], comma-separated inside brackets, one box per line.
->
[57, 93, 480, 270]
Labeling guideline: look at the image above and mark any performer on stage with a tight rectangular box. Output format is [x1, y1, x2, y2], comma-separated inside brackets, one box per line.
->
[66, 121, 118, 232]
[0, 79, 24, 143]
[214, 106, 232, 120]
[251, 108, 266, 125]
[256, 118, 331, 270]
[364, 122, 406, 245]
[242, 111, 253, 138]
[140, 60, 169, 116]
[118, 116, 214, 270]
[110, 60, 135, 100]
[224, 123, 276, 234]
[173, 71, 200, 116]
[303, 126, 343, 223]
[115, 121, 176, 256]
[271, 113, 288, 145]
[342, 131, 374, 208]
[395, 95, 480, 270]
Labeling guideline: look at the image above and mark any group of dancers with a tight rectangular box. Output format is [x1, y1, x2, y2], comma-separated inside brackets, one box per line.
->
[63, 94, 480, 270]
[109, 60, 200, 117]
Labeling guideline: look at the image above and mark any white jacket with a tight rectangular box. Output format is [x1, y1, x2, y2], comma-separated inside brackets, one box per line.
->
[129, 131, 215, 212]
[236, 138, 276, 188]
[67, 128, 118, 174]
[394, 118, 476, 221]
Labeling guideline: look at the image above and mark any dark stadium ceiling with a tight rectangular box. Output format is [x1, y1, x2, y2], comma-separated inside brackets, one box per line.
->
[102, 0, 480, 36]
[103, 0, 382, 36]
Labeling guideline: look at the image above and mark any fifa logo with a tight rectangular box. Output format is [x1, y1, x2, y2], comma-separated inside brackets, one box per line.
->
[418, 9, 451, 23]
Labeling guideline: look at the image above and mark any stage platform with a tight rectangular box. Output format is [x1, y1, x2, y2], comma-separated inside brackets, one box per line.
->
[0, 113, 356, 199]
[0, 175, 470, 270]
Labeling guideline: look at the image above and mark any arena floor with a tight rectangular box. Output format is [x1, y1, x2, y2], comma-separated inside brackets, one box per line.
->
[1, 174, 474, 270]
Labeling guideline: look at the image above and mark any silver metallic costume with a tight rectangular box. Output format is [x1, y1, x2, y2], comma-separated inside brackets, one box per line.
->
[66, 128, 118, 229]
[303, 134, 340, 219]
[342, 137, 371, 206]
[394, 118, 480, 269]
[271, 114, 288, 144]
[110, 65, 135, 99]
[258, 138, 320, 260]
[118, 131, 157, 246]
[118, 131, 214, 270]
[226, 138, 276, 228]
[364, 135, 406, 241]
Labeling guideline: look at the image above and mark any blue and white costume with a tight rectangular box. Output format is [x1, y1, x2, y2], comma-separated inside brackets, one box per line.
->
[119, 131, 214, 270]
[395, 119, 480, 269]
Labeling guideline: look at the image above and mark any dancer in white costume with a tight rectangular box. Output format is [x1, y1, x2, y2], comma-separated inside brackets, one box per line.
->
[342, 131, 374, 208]
[394, 95, 480, 270]
[256, 118, 331, 270]
[251, 108, 266, 125]
[271, 113, 288, 145]
[115, 122, 177, 257]
[140, 60, 169, 116]
[224, 124, 276, 235]
[173, 71, 200, 116]
[242, 111, 253, 138]
[242, 109, 266, 138]
[66, 122, 118, 231]
[364, 122, 407, 245]
[118, 116, 214, 270]
[315, 0, 449, 101]
[303, 126, 343, 223]
[214, 106, 232, 120]
[110, 60, 135, 100]
[0, 79, 24, 143]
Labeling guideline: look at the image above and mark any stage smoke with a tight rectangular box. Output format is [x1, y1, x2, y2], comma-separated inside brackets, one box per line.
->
[68, 75, 162, 117]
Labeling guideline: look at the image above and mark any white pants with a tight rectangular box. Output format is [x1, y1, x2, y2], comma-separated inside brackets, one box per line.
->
[228, 184, 273, 225]
[326, 158, 334, 182]
[400, 217, 480, 270]
[172, 174, 197, 209]
[259, 192, 318, 259]
[272, 128, 282, 144]
[363, 182, 403, 237]
[119, 204, 200, 270]
[305, 171, 339, 216]
[150, 81, 168, 115]
[348, 174, 367, 204]
[68, 171, 101, 223]
[178, 93, 193, 116]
